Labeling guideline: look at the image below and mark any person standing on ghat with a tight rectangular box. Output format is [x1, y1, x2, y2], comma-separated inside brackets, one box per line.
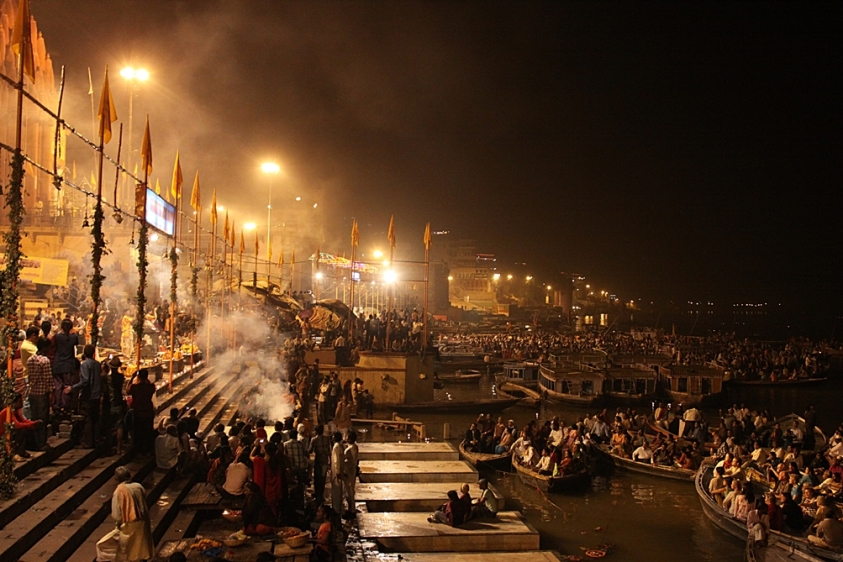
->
[330, 431, 346, 514]
[52, 318, 80, 414]
[66, 344, 102, 448]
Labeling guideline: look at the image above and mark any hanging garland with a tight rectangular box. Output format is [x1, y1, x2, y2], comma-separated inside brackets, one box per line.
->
[0, 151, 26, 500]
[89, 195, 108, 346]
[134, 221, 149, 347]
[190, 266, 199, 299]
[169, 246, 179, 307]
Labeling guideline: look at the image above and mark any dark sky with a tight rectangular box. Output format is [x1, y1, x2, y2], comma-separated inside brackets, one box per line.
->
[34, 1, 843, 310]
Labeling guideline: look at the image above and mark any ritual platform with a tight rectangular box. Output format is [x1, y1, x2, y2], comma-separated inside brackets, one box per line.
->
[358, 460, 478, 483]
[357, 442, 460, 461]
[356, 482, 505, 512]
[356, 511, 540, 552]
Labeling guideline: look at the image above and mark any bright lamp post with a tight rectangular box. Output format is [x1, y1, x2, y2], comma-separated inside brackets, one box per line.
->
[261, 162, 280, 254]
[119, 67, 149, 198]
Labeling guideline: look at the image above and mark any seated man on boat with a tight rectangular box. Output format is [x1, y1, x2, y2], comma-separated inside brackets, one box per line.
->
[808, 510, 843, 549]
[609, 428, 631, 458]
[632, 440, 654, 464]
[536, 447, 554, 475]
[464, 423, 482, 453]
[708, 466, 729, 506]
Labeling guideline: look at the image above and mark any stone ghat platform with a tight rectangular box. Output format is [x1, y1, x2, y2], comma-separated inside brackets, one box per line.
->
[356, 482, 505, 512]
[357, 442, 459, 461]
[369, 552, 565, 562]
[358, 460, 478, 483]
[357, 511, 540, 552]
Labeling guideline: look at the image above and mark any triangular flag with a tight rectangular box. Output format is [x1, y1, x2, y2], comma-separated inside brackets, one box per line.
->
[96, 67, 118, 144]
[140, 116, 153, 176]
[387, 215, 396, 249]
[424, 222, 432, 250]
[278, 249, 284, 267]
[170, 151, 183, 201]
[351, 219, 359, 247]
[239, 230, 245, 255]
[154, 179, 161, 195]
[90, 170, 97, 187]
[230, 220, 236, 246]
[254, 231, 259, 257]
[291, 248, 295, 264]
[210, 189, 217, 226]
[223, 211, 229, 242]
[190, 171, 201, 212]
[267, 235, 272, 262]
[72, 160, 77, 180]
[10, 0, 34, 82]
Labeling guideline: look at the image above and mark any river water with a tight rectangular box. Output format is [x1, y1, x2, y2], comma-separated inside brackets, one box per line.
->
[371, 374, 843, 562]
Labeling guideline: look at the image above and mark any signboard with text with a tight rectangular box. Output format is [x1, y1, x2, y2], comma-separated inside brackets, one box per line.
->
[0, 254, 69, 286]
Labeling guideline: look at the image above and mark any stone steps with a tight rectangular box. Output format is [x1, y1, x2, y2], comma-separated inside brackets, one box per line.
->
[0, 365, 213, 536]
[357, 511, 540, 552]
[358, 460, 478, 483]
[0, 365, 221, 562]
[61, 377, 246, 562]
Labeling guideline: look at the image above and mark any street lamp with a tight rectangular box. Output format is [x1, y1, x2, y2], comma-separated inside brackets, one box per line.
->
[243, 222, 256, 231]
[119, 66, 149, 201]
[261, 162, 280, 254]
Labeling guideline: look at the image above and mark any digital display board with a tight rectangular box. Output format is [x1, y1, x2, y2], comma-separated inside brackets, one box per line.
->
[145, 189, 176, 236]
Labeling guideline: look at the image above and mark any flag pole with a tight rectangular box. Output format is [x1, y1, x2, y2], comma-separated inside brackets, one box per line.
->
[423, 222, 431, 349]
[7, 0, 31, 437]
[348, 246, 356, 341]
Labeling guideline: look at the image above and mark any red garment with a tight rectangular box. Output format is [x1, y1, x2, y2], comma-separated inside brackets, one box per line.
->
[256, 428, 268, 440]
[253, 456, 287, 513]
[767, 503, 784, 531]
[0, 409, 37, 438]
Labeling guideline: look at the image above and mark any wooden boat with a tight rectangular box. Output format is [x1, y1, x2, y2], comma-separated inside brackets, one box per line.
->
[696, 464, 843, 561]
[728, 376, 828, 387]
[495, 361, 541, 387]
[512, 457, 590, 493]
[538, 365, 604, 405]
[602, 366, 659, 404]
[437, 369, 482, 383]
[594, 444, 695, 482]
[496, 382, 542, 407]
[658, 363, 726, 406]
[745, 537, 826, 562]
[758, 413, 828, 451]
[458, 440, 512, 472]
[391, 397, 521, 414]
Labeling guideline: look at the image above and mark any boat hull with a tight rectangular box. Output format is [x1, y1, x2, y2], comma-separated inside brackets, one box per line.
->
[512, 458, 590, 493]
[696, 464, 843, 561]
[595, 445, 694, 482]
[459, 440, 513, 472]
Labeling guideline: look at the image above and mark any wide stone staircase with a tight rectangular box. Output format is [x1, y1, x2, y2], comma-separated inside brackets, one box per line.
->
[0, 362, 246, 562]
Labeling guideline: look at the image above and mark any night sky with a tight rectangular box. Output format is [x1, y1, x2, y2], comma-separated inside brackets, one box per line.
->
[33, 2, 843, 311]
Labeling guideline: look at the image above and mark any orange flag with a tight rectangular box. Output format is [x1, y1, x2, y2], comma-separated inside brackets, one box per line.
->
[230, 220, 236, 246]
[387, 215, 395, 249]
[351, 219, 359, 247]
[154, 179, 161, 195]
[239, 230, 245, 255]
[254, 231, 260, 257]
[11, 0, 34, 82]
[140, 116, 153, 176]
[190, 172, 201, 212]
[267, 236, 272, 262]
[97, 68, 118, 144]
[291, 248, 295, 265]
[223, 211, 229, 242]
[210, 189, 217, 226]
[424, 222, 432, 250]
[170, 151, 183, 200]
[278, 248, 284, 267]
